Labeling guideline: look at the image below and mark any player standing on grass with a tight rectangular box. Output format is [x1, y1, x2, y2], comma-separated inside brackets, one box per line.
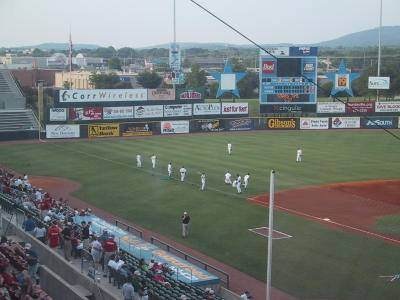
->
[227, 142, 232, 155]
[179, 166, 187, 182]
[236, 174, 242, 194]
[136, 154, 142, 168]
[243, 173, 250, 189]
[151, 154, 157, 169]
[224, 171, 232, 185]
[181, 212, 190, 238]
[200, 173, 206, 191]
[167, 162, 173, 178]
[296, 148, 303, 162]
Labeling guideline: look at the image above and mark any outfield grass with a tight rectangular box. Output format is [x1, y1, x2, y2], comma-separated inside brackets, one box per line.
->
[1, 130, 400, 299]
[375, 215, 400, 236]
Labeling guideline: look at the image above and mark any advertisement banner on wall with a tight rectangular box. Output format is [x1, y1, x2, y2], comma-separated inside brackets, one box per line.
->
[361, 117, 396, 129]
[226, 118, 253, 131]
[46, 124, 80, 139]
[59, 89, 147, 102]
[103, 106, 134, 120]
[221, 103, 249, 115]
[193, 119, 223, 132]
[261, 104, 316, 113]
[346, 102, 374, 114]
[317, 102, 346, 114]
[88, 124, 120, 138]
[175, 88, 205, 101]
[266, 118, 299, 130]
[193, 103, 221, 115]
[375, 102, 400, 113]
[331, 117, 360, 129]
[300, 118, 329, 129]
[161, 120, 189, 134]
[368, 77, 390, 89]
[148, 89, 175, 101]
[134, 105, 163, 118]
[69, 107, 102, 121]
[164, 104, 192, 117]
[120, 123, 153, 137]
[49, 108, 67, 121]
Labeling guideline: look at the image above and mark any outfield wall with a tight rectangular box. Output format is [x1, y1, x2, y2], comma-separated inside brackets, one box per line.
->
[44, 116, 400, 139]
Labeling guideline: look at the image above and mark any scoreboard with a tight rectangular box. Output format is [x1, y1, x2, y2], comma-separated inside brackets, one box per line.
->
[259, 47, 318, 113]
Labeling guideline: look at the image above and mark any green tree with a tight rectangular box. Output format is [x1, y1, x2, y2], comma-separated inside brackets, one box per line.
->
[31, 48, 48, 57]
[108, 57, 122, 70]
[89, 73, 121, 89]
[237, 72, 258, 98]
[230, 57, 246, 72]
[63, 81, 72, 89]
[186, 64, 207, 88]
[136, 71, 162, 88]
[117, 47, 136, 58]
[93, 46, 117, 58]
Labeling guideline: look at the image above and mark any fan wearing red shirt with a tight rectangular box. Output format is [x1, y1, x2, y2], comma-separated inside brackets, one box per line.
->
[102, 235, 117, 273]
[47, 221, 61, 248]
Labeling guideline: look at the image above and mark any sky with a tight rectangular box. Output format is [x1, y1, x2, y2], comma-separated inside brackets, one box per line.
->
[0, 0, 399, 48]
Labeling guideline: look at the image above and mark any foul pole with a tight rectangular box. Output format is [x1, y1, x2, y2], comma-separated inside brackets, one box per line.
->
[266, 170, 275, 300]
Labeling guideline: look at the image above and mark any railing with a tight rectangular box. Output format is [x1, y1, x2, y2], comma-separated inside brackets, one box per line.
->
[150, 236, 230, 288]
[114, 219, 143, 239]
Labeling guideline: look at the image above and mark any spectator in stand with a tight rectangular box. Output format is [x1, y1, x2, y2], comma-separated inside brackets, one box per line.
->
[138, 258, 148, 272]
[103, 235, 118, 275]
[107, 255, 125, 272]
[81, 221, 90, 250]
[122, 279, 135, 300]
[240, 291, 252, 299]
[47, 221, 61, 249]
[90, 236, 103, 274]
[33, 223, 46, 244]
[71, 226, 82, 259]
[22, 215, 36, 235]
[61, 222, 72, 262]
[24, 244, 39, 283]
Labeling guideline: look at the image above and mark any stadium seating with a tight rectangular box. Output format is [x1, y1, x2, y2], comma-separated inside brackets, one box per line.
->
[0, 110, 38, 132]
[0, 66, 26, 109]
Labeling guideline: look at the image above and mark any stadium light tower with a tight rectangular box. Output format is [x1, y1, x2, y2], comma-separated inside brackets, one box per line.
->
[376, 0, 383, 101]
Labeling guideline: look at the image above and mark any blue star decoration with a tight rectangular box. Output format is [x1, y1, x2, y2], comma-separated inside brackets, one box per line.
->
[210, 60, 246, 98]
[325, 59, 360, 97]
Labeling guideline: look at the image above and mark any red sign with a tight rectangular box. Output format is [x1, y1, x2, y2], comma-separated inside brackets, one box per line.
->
[262, 61, 275, 74]
[346, 102, 375, 114]
[69, 107, 102, 121]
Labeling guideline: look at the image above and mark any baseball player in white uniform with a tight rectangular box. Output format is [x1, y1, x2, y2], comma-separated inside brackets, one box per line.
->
[224, 172, 232, 185]
[236, 174, 242, 194]
[200, 173, 206, 191]
[136, 154, 142, 168]
[151, 154, 157, 169]
[227, 142, 232, 155]
[179, 166, 187, 182]
[243, 173, 250, 189]
[167, 162, 172, 178]
[296, 148, 303, 162]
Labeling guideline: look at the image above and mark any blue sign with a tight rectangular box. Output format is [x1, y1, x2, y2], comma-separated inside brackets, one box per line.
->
[289, 46, 318, 56]
[325, 60, 360, 97]
[226, 118, 253, 131]
[73, 215, 219, 286]
[361, 117, 396, 129]
[210, 60, 246, 98]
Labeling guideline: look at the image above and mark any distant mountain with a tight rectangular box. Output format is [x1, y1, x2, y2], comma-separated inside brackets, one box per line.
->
[7, 43, 101, 51]
[317, 26, 400, 48]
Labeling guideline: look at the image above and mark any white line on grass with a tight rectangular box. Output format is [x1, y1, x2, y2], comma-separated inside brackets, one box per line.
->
[248, 227, 292, 239]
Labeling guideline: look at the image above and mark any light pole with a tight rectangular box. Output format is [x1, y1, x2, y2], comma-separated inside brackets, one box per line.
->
[376, 0, 383, 101]
[266, 170, 275, 300]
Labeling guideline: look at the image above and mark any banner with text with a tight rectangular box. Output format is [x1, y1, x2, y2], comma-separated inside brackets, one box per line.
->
[331, 117, 360, 129]
[375, 102, 400, 113]
[221, 103, 249, 115]
[175, 88, 205, 101]
[46, 124, 80, 139]
[148, 89, 175, 101]
[49, 108, 67, 121]
[161, 120, 189, 134]
[266, 118, 299, 130]
[300, 118, 329, 129]
[164, 104, 192, 117]
[103, 106, 134, 120]
[134, 105, 164, 119]
[193, 119, 223, 132]
[225, 118, 253, 131]
[317, 102, 346, 114]
[361, 117, 396, 129]
[88, 124, 120, 138]
[69, 107, 102, 121]
[59, 89, 147, 102]
[193, 103, 221, 116]
[120, 123, 153, 137]
[346, 102, 374, 114]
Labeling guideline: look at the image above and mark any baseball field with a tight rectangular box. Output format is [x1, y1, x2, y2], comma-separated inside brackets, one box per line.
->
[1, 130, 400, 299]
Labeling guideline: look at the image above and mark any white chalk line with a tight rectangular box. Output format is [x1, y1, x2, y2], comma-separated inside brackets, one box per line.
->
[249, 226, 292, 239]
[249, 198, 400, 245]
